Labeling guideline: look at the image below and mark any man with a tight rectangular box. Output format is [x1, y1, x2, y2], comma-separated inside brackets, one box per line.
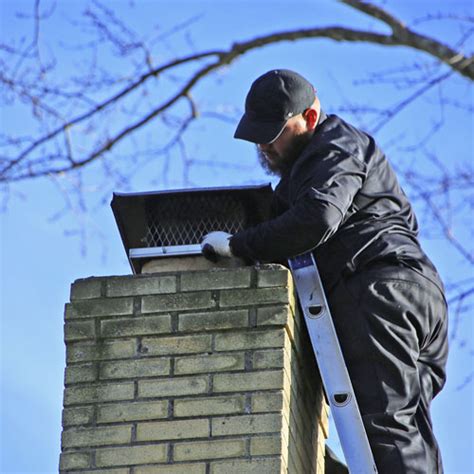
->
[201, 69, 448, 473]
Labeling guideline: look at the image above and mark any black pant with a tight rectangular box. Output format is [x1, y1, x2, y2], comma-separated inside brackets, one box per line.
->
[327, 263, 448, 474]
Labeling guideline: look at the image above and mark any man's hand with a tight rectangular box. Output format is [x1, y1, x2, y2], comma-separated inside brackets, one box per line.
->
[201, 231, 233, 262]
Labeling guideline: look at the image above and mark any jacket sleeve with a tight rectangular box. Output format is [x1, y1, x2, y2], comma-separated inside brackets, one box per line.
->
[230, 148, 367, 262]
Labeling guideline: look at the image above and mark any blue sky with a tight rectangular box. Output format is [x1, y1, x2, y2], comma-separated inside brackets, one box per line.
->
[1, 1, 473, 472]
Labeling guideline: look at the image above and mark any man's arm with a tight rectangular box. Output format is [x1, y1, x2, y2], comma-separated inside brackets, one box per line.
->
[202, 147, 367, 262]
[230, 148, 368, 262]
[229, 193, 343, 262]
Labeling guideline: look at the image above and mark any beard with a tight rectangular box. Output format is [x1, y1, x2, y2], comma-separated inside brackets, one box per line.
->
[256, 131, 312, 177]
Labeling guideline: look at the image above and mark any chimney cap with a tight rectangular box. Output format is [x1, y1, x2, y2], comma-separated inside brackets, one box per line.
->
[111, 183, 273, 273]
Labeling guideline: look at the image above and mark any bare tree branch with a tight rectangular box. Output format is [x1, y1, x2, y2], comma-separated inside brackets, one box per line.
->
[1, 0, 473, 184]
[341, 0, 473, 78]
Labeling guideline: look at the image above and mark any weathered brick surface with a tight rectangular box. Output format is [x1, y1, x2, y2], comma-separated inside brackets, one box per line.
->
[180, 268, 251, 291]
[70, 278, 102, 300]
[173, 439, 246, 461]
[211, 413, 282, 436]
[250, 435, 282, 455]
[138, 376, 209, 398]
[62, 406, 95, 426]
[60, 265, 327, 473]
[66, 469, 128, 474]
[101, 315, 172, 338]
[95, 444, 168, 467]
[62, 425, 132, 448]
[100, 358, 170, 379]
[210, 457, 283, 474]
[64, 383, 135, 405]
[256, 305, 291, 326]
[136, 419, 209, 442]
[97, 400, 168, 423]
[214, 328, 284, 351]
[174, 353, 244, 375]
[64, 320, 96, 341]
[174, 395, 245, 417]
[134, 464, 206, 474]
[65, 297, 133, 319]
[213, 370, 284, 393]
[219, 287, 288, 307]
[65, 363, 97, 384]
[257, 264, 291, 287]
[141, 334, 212, 356]
[253, 348, 285, 369]
[106, 275, 177, 297]
[59, 451, 91, 470]
[142, 292, 216, 314]
[251, 391, 285, 413]
[178, 309, 248, 332]
[67, 339, 135, 363]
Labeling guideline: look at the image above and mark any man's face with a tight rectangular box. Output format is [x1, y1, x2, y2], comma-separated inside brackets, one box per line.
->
[256, 116, 312, 176]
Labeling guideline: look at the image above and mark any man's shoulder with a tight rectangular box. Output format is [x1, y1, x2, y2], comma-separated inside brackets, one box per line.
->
[300, 112, 382, 170]
[318, 113, 372, 149]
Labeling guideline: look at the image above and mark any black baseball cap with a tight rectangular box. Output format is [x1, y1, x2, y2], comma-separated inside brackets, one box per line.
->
[234, 69, 316, 144]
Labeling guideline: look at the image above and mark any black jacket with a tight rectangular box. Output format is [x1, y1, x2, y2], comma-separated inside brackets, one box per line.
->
[230, 112, 444, 293]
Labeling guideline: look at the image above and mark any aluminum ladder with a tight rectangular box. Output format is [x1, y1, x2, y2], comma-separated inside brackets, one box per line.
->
[288, 252, 378, 473]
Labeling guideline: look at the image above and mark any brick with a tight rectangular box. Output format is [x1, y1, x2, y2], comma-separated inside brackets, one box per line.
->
[256, 305, 291, 326]
[135, 464, 206, 474]
[210, 457, 282, 474]
[175, 353, 244, 375]
[213, 370, 284, 393]
[137, 419, 209, 442]
[219, 287, 288, 307]
[106, 275, 176, 297]
[178, 310, 248, 332]
[174, 395, 245, 417]
[101, 314, 172, 338]
[257, 265, 291, 287]
[62, 406, 95, 426]
[253, 349, 285, 369]
[71, 278, 102, 300]
[141, 334, 212, 356]
[319, 403, 330, 438]
[250, 435, 282, 455]
[100, 358, 170, 379]
[142, 292, 216, 314]
[59, 451, 91, 469]
[174, 439, 246, 461]
[65, 298, 133, 319]
[212, 413, 281, 436]
[96, 444, 167, 467]
[64, 469, 128, 474]
[251, 391, 285, 413]
[214, 329, 284, 351]
[67, 339, 135, 363]
[65, 363, 97, 384]
[139, 376, 209, 398]
[64, 383, 134, 405]
[65, 320, 96, 341]
[62, 425, 131, 448]
[97, 400, 168, 423]
[180, 268, 251, 291]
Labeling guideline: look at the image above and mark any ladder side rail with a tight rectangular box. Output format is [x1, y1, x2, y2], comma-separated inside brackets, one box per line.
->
[289, 253, 377, 473]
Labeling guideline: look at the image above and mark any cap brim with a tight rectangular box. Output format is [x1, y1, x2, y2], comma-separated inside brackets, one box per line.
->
[234, 114, 287, 144]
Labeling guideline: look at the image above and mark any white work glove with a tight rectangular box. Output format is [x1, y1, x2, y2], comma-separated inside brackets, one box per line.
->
[201, 231, 233, 262]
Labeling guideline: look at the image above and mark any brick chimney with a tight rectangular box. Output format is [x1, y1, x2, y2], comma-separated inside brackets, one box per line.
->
[59, 263, 328, 473]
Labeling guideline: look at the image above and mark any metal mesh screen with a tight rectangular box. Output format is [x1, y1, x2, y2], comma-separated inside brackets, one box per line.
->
[142, 193, 246, 247]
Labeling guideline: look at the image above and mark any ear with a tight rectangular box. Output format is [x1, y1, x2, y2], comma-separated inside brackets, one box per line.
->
[303, 108, 318, 131]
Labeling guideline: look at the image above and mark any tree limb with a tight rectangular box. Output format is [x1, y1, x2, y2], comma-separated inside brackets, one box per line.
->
[1, 0, 473, 183]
